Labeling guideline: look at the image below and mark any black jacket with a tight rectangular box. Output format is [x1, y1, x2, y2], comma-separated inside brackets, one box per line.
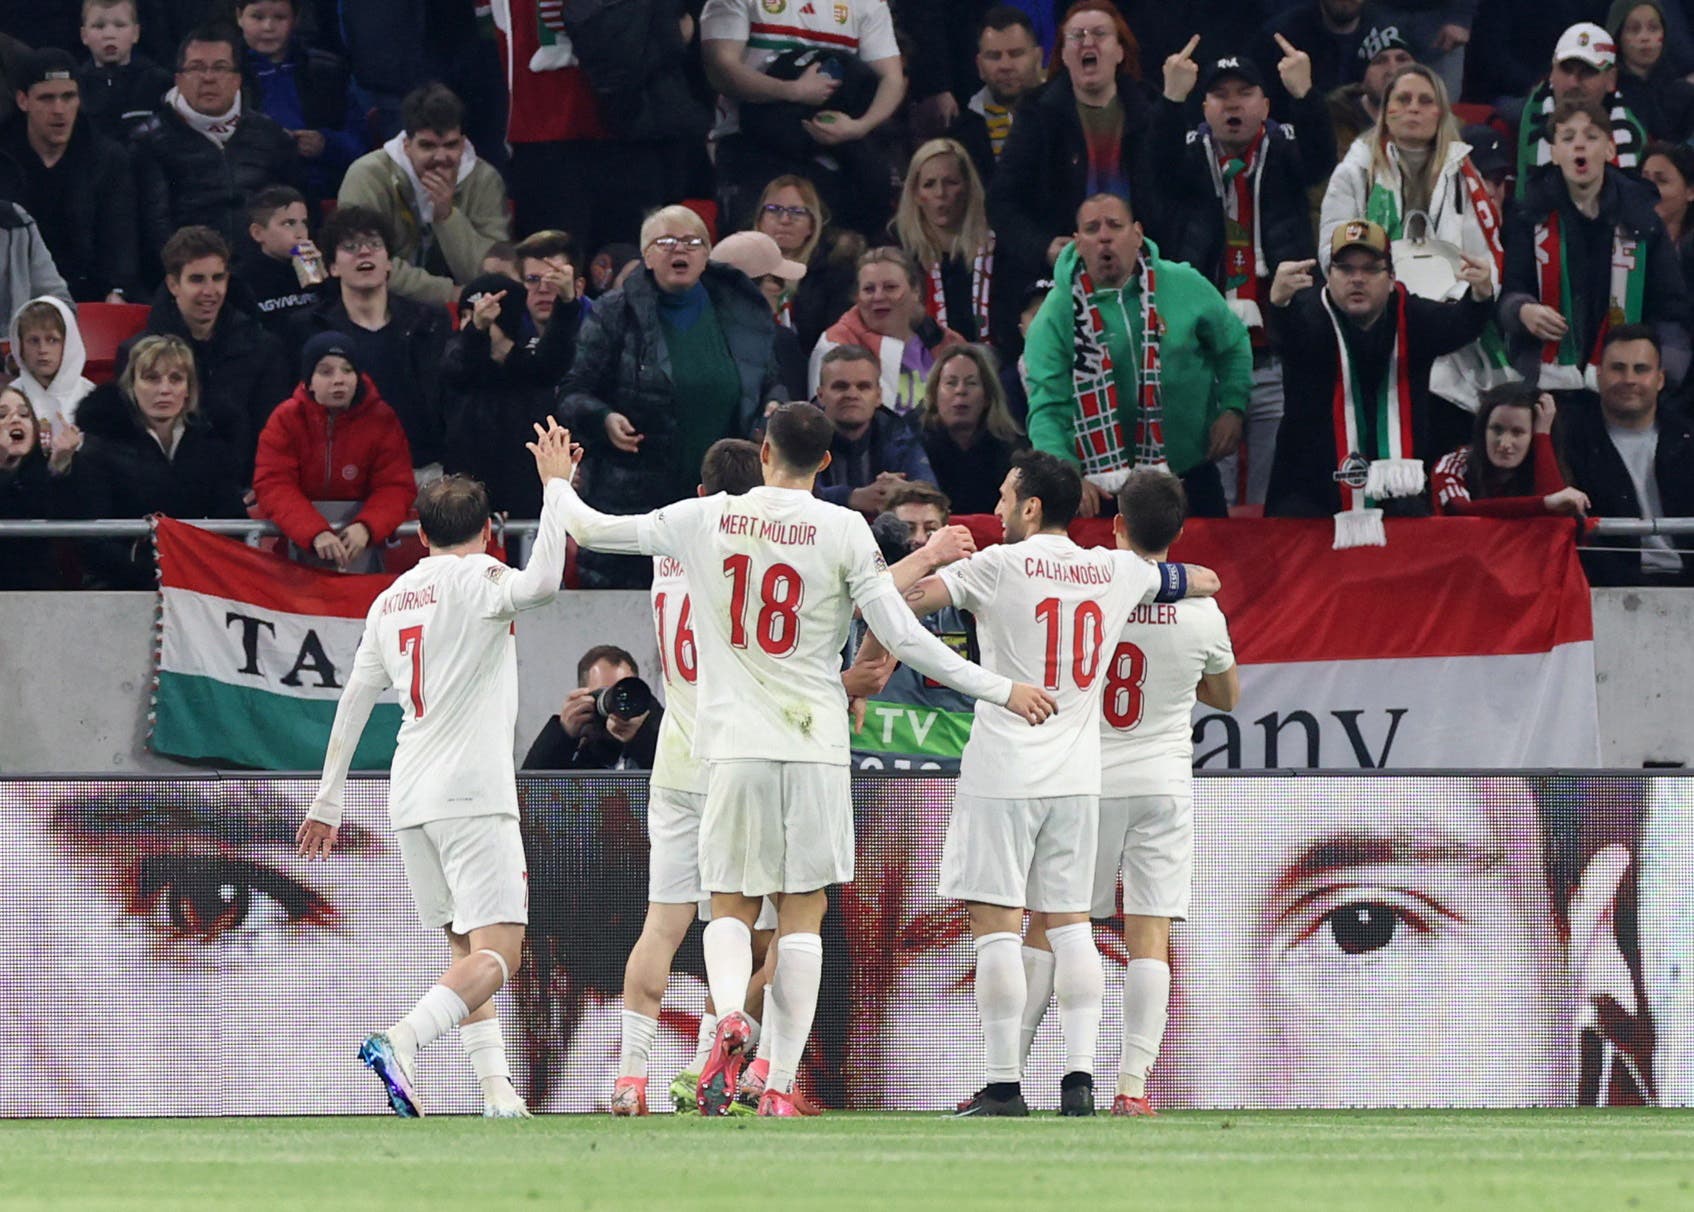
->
[289, 292, 448, 466]
[1561, 397, 1694, 586]
[0, 447, 75, 590]
[987, 72, 1160, 294]
[1266, 286, 1490, 518]
[1151, 93, 1334, 294]
[1502, 165, 1691, 386]
[117, 295, 294, 483]
[71, 381, 249, 589]
[790, 229, 864, 355]
[130, 104, 301, 278]
[521, 703, 664, 771]
[922, 426, 1026, 516]
[1258, 4, 1370, 117]
[75, 53, 173, 143]
[949, 105, 997, 187]
[1617, 66, 1694, 144]
[442, 300, 585, 518]
[0, 112, 141, 300]
[556, 0, 708, 143]
[233, 244, 322, 337]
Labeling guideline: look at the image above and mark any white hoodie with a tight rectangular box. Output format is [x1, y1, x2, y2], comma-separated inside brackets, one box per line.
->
[9, 296, 92, 433]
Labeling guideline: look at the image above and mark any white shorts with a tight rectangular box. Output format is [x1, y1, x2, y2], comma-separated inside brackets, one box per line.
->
[939, 793, 1098, 914]
[1091, 793, 1193, 920]
[649, 785, 777, 928]
[700, 760, 854, 896]
[395, 814, 528, 934]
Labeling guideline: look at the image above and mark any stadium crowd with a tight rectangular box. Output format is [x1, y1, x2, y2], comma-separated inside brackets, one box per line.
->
[0, 0, 1692, 590]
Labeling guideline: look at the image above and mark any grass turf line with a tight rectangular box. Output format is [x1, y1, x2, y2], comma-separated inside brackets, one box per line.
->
[1, 1110, 1691, 1211]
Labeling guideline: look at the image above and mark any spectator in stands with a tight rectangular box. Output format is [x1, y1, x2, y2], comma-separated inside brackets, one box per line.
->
[252, 330, 414, 572]
[709, 229, 810, 400]
[1608, 2, 1694, 143]
[75, 0, 172, 142]
[480, 241, 519, 281]
[521, 645, 661, 772]
[337, 83, 511, 307]
[586, 241, 640, 299]
[1264, 219, 1493, 538]
[1516, 22, 1647, 195]
[810, 247, 965, 416]
[701, 0, 907, 236]
[949, 6, 1046, 186]
[1023, 193, 1252, 519]
[887, 481, 951, 547]
[0, 49, 139, 303]
[1641, 141, 1694, 285]
[1157, 43, 1334, 510]
[559, 205, 784, 589]
[515, 228, 584, 331]
[1463, 123, 1515, 212]
[0, 197, 71, 322]
[895, 138, 1013, 349]
[1371, 3, 1475, 101]
[117, 225, 291, 482]
[1501, 98, 1689, 393]
[988, 1, 1157, 303]
[811, 343, 937, 513]
[754, 174, 863, 354]
[235, 0, 364, 202]
[131, 23, 301, 268]
[441, 257, 584, 519]
[1562, 324, 1694, 584]
[236, 185, 320, 337]
[1328, 21, 1415, 158]
[291, 204, 447, 474]
[1262, 0, 1373, 114]
[0, 385, 80, 590]
[916, 343, 1026, 515]
[73, 333, 248, 588]
[9, 297, 93, 434]
[1432, 383, 1590, 516]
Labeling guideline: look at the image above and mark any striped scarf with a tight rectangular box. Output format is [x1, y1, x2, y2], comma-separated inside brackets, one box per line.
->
[1069, 256, 1163, 491]
[1515, 84, 1643, 197]
[1534, 209, 1647, 389]
[924, 234, 994, 342]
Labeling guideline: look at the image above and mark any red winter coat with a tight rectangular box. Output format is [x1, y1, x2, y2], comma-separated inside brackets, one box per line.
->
[252, 375, 415, 548]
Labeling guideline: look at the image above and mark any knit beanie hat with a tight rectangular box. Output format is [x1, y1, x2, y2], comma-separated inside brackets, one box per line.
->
[301, 330, 359, 384]
[459, 273, 528, 336]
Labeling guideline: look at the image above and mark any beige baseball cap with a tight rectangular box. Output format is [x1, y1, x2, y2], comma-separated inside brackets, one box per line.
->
[709, 231, 808, 282]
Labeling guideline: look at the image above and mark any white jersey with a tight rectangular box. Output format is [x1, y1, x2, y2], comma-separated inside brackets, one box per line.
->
[1100, 598, 1235, 797]
[649, 553, 705, 794]
[557, 482, 1013, 764]
[940, 534, 1161, 799]
[699, 0, 901, 140]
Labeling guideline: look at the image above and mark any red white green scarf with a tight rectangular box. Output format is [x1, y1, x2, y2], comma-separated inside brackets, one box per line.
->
[1070, 256, 1164, 491]
[1212, 127, 1266, 301]
[1321, 282, 1424, 548]
[924, 233, 995, 340]
[1534, 211, 1646, 389]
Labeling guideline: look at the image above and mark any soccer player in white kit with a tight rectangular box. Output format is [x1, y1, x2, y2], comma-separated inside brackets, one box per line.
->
[552, 404, 1058, 1116]
[896, 452, 1220, 1117]
[295, 422, 579, 1118]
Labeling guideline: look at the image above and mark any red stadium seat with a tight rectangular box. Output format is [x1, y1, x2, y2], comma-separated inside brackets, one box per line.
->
[78, 302, 152, 385]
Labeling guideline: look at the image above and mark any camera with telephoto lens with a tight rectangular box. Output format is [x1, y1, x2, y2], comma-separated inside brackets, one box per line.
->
[592, 676, 653, 721]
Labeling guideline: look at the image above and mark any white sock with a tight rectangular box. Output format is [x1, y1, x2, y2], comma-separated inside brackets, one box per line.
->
[689, 1012, 718, 1073]
[618, 1010, 659, 1080]
[1048, 922, 1103, 1077]
[766, 933, 824, 1095]
[1018, 945, 1056, 1072]
[701, 917, 753, 1017]
[390, 984, 469, 1057]
[973, 932, 1025, 1082]
[1118, 958, 1171, 1099]
[460, 1017, 516, 1102]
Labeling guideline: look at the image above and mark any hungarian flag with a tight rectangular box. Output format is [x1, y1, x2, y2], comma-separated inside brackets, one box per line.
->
[951, 516, 1600, 769]
[150, 518, 400, 770]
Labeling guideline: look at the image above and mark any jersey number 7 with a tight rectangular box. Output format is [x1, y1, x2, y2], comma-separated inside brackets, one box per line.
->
[723, 555, 803, 656]
[398, 624, 426, 717]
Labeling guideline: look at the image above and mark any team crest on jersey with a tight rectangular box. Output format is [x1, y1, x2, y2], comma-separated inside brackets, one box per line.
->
[762, 0, 785, 14]
[1332, 452, 1370, 490]
[872, 549, 888, 573]
[834, 2, 849, 23]
[484, 565, 509, 583]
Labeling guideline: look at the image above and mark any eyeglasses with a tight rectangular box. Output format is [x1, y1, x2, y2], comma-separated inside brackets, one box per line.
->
[648, 235, 707, 252]
[178, 63, 238, 76]
[761, 204, 812, 222]
[337, 237, 385, 255]
[1063, 28, 1114, 45]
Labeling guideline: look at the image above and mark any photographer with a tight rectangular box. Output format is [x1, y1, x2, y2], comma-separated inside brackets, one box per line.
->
[522, 646, 662, 771]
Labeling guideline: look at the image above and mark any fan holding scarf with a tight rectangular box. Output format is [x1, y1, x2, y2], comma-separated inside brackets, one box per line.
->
[1265, 219, 1495, 548]
[1501, 97, 1691, 393]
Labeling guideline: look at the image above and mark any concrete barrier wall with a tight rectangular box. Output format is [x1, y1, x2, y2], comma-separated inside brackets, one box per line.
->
[0, 589, 1687, 772]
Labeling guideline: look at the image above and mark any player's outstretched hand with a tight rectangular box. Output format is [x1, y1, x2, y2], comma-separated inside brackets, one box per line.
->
[529, 417, 581, 484]
[296, 816, 338, 860]
[1005, 682, 1058, 726]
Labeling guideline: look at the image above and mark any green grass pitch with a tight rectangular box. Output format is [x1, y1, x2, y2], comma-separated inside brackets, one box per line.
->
[3, 1111, 1692, 1211]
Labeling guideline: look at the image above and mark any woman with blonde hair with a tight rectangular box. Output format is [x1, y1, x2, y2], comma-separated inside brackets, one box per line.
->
[753, 174, 863, 351]
[894, 139, 1002, 347]
[72, 333, 248, 588]
[917, 344, 1027, 513]
[809, 246, 965, 415]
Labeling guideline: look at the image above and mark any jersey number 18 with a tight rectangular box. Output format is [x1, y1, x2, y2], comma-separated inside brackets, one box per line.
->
[724, 555, 803, 657]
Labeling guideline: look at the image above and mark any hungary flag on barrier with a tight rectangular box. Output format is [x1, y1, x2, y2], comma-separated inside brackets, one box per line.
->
[150, 517, 400, 769]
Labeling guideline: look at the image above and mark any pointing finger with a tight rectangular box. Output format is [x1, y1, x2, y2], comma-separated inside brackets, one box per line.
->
[1180, 33, 1201, 59]
[1274, 32, 1296, 54]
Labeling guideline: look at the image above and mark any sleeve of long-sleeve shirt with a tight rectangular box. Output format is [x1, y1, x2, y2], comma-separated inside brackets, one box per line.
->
[305, 636, 389, 827]
[490, 477, 575, 614]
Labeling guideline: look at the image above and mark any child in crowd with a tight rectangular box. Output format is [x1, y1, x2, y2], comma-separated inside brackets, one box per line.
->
[74, 0, 172, 142]
[8, 297, 93, 435]
[480, 242, 520, 279]
[0, 385, 80, 590]
[238, 185, 325, 336]
[235, 0, 365, 199]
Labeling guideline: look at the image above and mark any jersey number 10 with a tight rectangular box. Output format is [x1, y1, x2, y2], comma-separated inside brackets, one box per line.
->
[1035, 597, 1105, 691]
[724, 555, 803, 657]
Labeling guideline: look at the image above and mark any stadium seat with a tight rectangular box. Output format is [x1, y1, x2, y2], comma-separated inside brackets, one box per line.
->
[78, 302, 152, 384]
